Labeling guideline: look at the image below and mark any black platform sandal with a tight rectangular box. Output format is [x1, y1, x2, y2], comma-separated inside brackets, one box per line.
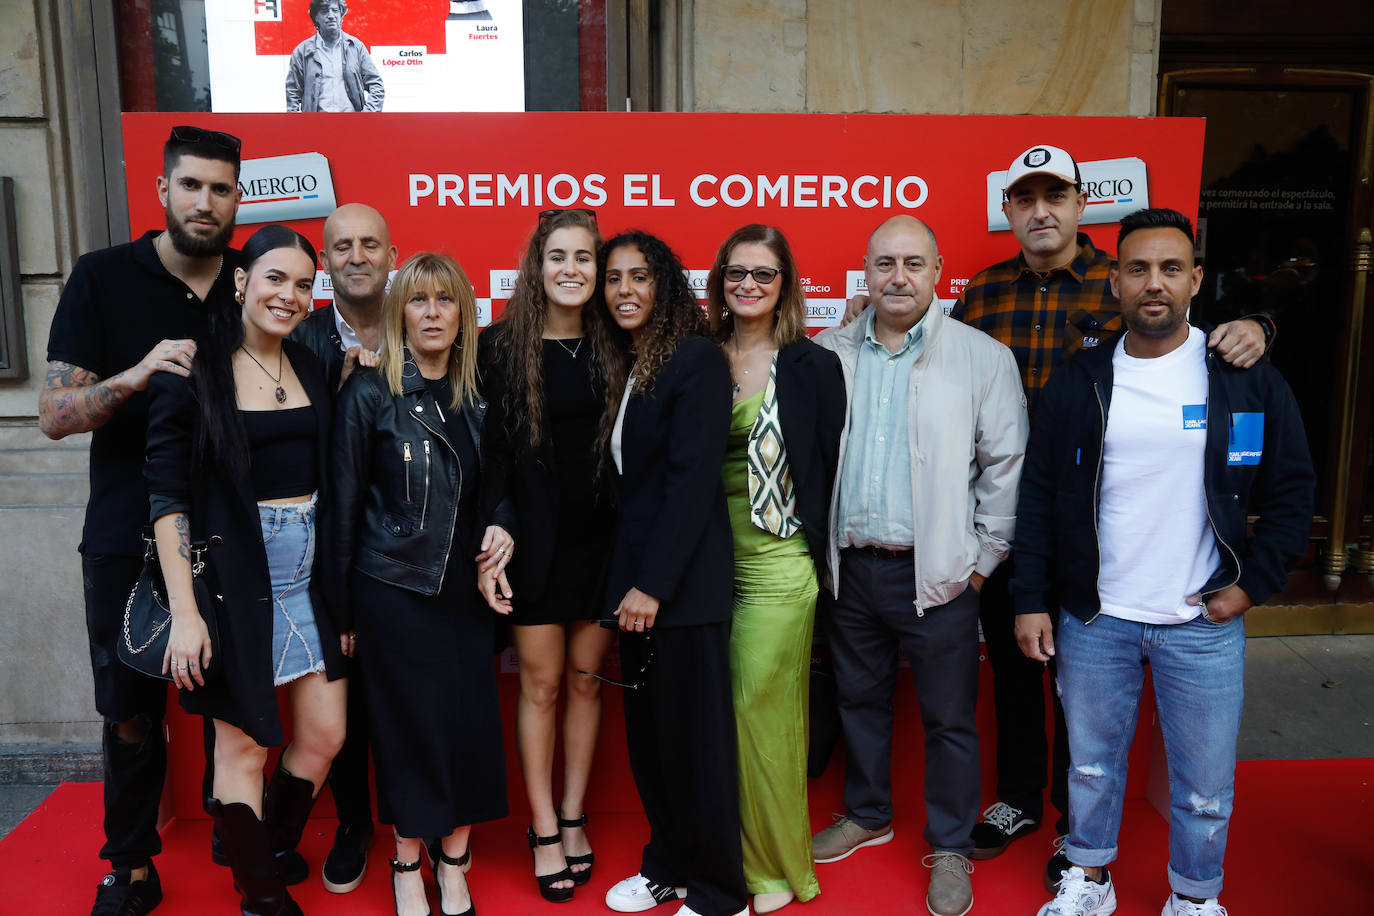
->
[390, 855, 430, 916]
[433, 847, 475, 916]
[557, 809, 595, 887]
[526, 826, 576, 903]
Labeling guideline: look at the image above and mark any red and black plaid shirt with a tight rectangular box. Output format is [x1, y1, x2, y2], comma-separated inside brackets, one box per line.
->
[951, 233, 1121, 417]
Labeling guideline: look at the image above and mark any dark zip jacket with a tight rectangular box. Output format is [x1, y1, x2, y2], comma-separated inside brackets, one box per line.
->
[1010, 330, 1314, 624]
[324, 351, 516, 630]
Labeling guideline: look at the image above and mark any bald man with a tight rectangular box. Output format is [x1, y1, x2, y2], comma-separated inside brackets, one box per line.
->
[287, 203, 395, 894]
[810, 215, 1028, 916]
[292, 202, 397, 392]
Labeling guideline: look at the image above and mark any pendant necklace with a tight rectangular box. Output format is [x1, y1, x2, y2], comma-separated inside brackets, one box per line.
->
[240, 346, 287, 403]
[551, 336, 584, 359]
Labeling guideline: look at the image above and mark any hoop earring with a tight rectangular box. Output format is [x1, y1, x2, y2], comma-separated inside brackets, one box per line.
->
[234, 289, 244, 305]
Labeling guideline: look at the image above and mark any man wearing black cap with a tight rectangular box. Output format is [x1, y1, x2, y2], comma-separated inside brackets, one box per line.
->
[40, 125, 243, 916]
[957, 144, 1271, 888]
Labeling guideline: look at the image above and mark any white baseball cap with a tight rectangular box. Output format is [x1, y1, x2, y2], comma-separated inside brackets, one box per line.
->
[1004, 144, 1081, 194]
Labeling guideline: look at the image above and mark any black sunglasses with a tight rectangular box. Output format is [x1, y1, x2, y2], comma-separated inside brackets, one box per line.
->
[170, 125, 242, 154]
[539, 208, 598, 227]
[576, 630, 653, 690]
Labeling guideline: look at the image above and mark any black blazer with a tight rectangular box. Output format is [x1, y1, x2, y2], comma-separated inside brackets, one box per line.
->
[773, 338, 846, 572]
[602, 336, 734, 628]
[477, 324, 612, 605]
[144, 340, 343, 748]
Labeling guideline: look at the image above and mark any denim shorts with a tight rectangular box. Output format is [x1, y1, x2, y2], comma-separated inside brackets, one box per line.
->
[259, 495, 327, 686]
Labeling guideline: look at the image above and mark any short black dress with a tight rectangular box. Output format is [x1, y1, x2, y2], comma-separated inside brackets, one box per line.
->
[353, 376, 508, 837]
[508, 339, 614, 626]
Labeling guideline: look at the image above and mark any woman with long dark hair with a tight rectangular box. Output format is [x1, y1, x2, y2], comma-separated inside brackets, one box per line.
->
[478, 209, 614, 903]
[589, 230, 748, 916]
[705, 224, 845, 914]
[146, 224, 347, 916]
[325, 252, 513, 916]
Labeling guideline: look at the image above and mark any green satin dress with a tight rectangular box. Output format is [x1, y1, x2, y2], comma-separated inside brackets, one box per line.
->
[724, 390, 821, 901]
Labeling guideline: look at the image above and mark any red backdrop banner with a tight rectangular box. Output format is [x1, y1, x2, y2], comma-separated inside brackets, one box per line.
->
[123, 112, 1204, 328]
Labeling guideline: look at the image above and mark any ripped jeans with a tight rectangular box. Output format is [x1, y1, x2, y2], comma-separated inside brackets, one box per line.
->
[1056, 609, 1244, 900]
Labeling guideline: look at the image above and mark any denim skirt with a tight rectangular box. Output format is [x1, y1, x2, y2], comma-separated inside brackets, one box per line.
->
[259, 495, 327, 686]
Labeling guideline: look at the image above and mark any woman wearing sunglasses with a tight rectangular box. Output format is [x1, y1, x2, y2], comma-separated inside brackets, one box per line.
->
[325, 252, 514, 916]
[588, 230, 747, 916]
[705, 224, 845, 914]
[478, 208, 615, 903]
[145, 224, 346, 916]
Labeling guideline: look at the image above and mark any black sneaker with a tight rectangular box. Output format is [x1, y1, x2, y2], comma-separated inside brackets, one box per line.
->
[969, 801, 1038, 860]
[1044, 834, 1071, 892]
[322, 822, 373, 894]
[90, 860, 163, 916]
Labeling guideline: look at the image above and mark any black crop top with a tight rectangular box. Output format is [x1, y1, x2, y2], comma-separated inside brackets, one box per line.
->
[240, 406, 318, 500]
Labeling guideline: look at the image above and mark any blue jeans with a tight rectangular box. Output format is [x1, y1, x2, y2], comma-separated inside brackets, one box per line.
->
[1056, 610, 1244, 899]
[259, 496, 326, 686]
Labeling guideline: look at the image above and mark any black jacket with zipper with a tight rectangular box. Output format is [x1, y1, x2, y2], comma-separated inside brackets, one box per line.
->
[1010, 329, 1315, 624]
[324, 351, 516, 630]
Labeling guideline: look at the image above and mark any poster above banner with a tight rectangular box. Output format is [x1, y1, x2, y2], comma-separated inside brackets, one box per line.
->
[122, 112, 1205, 329]
[206, 0, 524, 112]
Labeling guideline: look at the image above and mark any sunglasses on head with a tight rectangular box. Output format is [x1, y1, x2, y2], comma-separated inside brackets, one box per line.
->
[169, 125, 242, 154]
[538, 208, 598, 227]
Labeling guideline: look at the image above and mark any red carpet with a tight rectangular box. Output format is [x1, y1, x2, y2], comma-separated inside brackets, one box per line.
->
[3, 758, 1370, 915]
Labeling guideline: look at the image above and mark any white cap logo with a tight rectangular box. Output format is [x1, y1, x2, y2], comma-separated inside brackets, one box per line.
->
[1025, 148, 1050, 168]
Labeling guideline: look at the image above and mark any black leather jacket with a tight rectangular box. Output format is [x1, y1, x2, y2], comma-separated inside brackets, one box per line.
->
[289, 305, 346, 392]
[323, 352, 515, 629]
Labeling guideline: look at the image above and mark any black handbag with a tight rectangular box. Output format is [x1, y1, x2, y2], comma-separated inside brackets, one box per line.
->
[118, 531, 222, 682]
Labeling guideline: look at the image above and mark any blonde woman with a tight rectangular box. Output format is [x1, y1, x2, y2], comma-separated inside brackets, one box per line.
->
[325, 252, 515, 916]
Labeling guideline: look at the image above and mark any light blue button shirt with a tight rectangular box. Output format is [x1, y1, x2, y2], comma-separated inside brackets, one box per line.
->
[836, 307, 926, 549]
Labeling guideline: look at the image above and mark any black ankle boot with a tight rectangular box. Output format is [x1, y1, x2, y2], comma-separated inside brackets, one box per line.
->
[263, 762, 317, 886]
[208, 797, 304, 916]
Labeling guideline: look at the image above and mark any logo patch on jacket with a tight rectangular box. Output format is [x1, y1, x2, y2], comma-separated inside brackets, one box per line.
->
[1227, 412, 1264, 465]
[1182, 404, 1207, 430]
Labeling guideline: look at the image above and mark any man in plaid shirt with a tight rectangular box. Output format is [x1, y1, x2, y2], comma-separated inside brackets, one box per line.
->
[960, 144, 1272, 888]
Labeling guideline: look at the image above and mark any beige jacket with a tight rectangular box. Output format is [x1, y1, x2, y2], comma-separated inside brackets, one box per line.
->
[816, 301, 1028, 612]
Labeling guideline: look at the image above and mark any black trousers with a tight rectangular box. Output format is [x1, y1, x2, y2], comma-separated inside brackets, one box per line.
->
[83, 553, 169, 868]
[827, 549, 980, 853]
[326, 655, 374, 829]
[978, 557, 1069, 834]
[621, 622, 746, 916]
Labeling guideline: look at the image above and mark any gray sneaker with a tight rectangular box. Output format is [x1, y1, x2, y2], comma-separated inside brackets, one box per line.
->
[811, 815, 894, 863]
[923, 851, 974, 916]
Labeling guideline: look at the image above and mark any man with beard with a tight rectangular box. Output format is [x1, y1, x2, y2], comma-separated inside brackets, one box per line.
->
[40, 125, 242, 916]
[1014, 209, 1312, 916]
[286, 202, 395, 895]
[286, 0, 385, 113]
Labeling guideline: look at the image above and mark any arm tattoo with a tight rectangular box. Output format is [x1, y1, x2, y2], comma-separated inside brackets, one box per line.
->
[174, 514, 192, 563]
[38, 361, 132, 437]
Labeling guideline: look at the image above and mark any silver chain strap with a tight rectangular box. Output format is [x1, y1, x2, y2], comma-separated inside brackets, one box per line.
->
[121, 543, 207, 656]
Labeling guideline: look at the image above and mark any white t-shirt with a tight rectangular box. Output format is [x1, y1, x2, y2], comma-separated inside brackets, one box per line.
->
[611, 376, 635, 474]
[1097, 327, 1219, 625]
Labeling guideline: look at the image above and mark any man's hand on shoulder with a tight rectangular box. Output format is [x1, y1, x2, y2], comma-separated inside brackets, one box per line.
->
[38, 338, 196, 439]
[842, 293, 870, 328]
[1208, 319, 1266, 369]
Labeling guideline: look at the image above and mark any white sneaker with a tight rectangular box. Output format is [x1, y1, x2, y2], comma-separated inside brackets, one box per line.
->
[1036, 866, 1117, 916]
[605, 873, 688, 912]
[1162, 894, 1228, 916]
